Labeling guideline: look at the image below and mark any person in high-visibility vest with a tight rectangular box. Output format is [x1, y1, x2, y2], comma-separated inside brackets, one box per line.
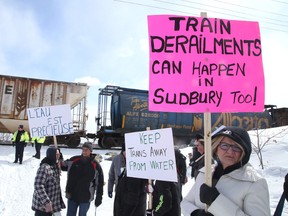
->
[32, 136, 46, 159]
[12, 125, 30, 164]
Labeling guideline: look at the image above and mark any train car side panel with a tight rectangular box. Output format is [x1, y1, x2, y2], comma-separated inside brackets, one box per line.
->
[0, 75, 88, 142]
[98, 85, 273, 148]
[116, 89, 160, 131]
[112, 88, 272, 135]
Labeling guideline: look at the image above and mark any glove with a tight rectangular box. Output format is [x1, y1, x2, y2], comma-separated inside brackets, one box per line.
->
[200, 184, 220, 206]
[94, 197, 102, 207]
[146, 209, 154, 216]
[32, 143, 34, 147]
[284, 173, 288, 201]
[191, 209, 214, 216]
[12, 142, 15, 147]
[108, 191, 113, 198]
[24, 143, 27, 147]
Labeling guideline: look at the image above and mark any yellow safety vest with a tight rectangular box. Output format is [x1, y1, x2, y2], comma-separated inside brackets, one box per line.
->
[32, 137, 46, 144]
[12, 131, 30, 143]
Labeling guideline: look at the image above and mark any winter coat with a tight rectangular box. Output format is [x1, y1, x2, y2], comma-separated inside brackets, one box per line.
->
[108, 153, 126, 193]
[189, 147, 201, 178]
[12, 130, 29, 144]
[61, 154, 104, 203]
[113, 169, 147, 216]
[152, 180, 181, 216]
[32, 153, 65, 213]
[190, 155, 204, 179]
[175, 149, 187, 185]
[181, 163, 271, 216]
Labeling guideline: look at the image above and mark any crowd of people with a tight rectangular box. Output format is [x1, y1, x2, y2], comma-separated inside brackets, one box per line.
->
[11, 124, 288, 216]
[31, 142, 104, 216]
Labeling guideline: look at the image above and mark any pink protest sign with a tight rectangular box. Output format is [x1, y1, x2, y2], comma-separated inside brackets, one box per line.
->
[148, 15, 265, 113]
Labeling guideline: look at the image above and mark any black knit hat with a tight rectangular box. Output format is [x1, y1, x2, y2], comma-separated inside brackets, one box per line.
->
[213, 126, 252, 165]
[195, 133, 204, 141]
[82, 142, 93, 152]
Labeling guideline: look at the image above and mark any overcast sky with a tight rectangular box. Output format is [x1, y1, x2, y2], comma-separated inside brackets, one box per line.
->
[1, 0, 287, 132]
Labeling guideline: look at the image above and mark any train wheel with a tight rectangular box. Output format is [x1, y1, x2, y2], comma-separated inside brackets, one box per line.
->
[101, 136, 116, 149]
[98, 137, 104, 148]
[65, 134, 80, 148]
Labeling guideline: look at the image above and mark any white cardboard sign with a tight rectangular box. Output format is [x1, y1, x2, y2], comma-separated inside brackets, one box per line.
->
[27, 104, 74, 138]
[124, 128, 177, 182]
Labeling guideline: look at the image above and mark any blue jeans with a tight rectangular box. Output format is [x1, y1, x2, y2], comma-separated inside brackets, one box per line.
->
[67, 199, 91, 216]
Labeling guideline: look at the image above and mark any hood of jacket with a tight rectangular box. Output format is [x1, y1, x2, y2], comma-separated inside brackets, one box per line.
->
[42, 147, 57, 165]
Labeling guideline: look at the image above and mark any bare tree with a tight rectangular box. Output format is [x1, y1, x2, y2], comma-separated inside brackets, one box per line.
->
[250, 126, 288, 169]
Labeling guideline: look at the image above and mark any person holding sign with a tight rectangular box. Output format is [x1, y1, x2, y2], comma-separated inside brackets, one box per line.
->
[113, 143, 147, 216]
[181, 126, 271, 216]
[32, 146, 66, 215]
[113, 167, 148, 216]
[12, 124, 30, 164]
[61, 142, 104, 216]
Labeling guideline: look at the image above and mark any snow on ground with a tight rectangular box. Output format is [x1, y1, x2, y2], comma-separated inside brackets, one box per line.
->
[0, 126, 288, 216]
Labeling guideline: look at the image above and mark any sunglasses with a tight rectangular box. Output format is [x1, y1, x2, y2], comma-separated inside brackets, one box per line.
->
[219, 142, 242, 153]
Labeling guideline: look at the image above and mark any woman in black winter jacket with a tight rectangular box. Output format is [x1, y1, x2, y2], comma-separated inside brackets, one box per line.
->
[113, 168, 147, 216]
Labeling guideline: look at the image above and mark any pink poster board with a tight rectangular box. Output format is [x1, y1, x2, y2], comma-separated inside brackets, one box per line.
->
[148, 15, 265, 113]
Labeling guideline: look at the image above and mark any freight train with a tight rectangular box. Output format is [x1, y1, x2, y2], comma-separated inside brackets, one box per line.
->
[1, 75, 288, 149]
[93, 85, 288, 149]
[0, 75, 88, 147]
